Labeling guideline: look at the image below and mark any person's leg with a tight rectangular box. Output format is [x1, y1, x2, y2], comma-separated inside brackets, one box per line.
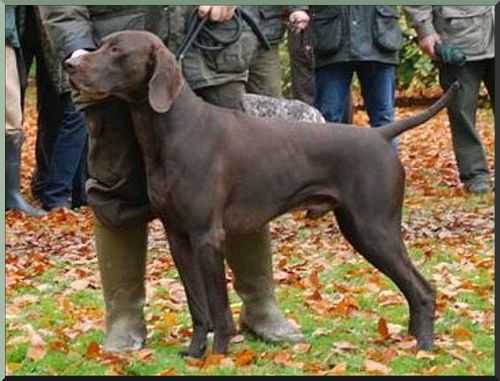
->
[357, 61, 396, 127]
[246, 45, 282, 98]
[85, 99, 152, 352]
[195, 82, 304, 342]
[39, 93, 88, 210]
[287, 29, 315, 105]
[314, 62, 353, 123]
[28, 12, 63, 201]
[357, 61, 398, 149]
[71, 139, 88, 209]
[440, 62, 490, 191]
[5, 45, 45, 217]
[484, 58, 495, 115]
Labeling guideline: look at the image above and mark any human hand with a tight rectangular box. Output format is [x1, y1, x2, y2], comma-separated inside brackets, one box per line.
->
[289, 10, 310, 32]
[418, 33, 441, 60]
[198, 6, 236, 22]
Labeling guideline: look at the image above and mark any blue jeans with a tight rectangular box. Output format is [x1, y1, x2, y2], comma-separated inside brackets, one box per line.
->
[315, 61, 396, 127]
[39, 93, 88, 210]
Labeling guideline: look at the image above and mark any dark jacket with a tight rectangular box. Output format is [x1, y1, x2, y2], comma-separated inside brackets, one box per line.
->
[38, 5, 259, 107]
[311, 5, 403, 68]
[249, 6, 308, 45]
[6, 6, 20, 48]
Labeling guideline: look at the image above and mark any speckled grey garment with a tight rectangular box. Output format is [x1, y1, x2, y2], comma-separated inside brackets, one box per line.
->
[241, 93, 325, 124]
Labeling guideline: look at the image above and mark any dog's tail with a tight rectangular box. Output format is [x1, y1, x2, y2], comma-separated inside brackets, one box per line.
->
[378, 81, 460, 141]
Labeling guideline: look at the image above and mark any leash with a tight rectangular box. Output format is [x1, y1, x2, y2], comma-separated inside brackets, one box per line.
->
[176, 7, 270, 63]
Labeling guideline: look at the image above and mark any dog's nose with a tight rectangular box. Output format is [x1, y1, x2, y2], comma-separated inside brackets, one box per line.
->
[64, 56, 81, 73]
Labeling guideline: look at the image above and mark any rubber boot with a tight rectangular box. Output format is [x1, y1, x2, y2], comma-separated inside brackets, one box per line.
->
[5, 132, 46, 217]
[226, 225, 304, 343]
[95, 218, 148, 352]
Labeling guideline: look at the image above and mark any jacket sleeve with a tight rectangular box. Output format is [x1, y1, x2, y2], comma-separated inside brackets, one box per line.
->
[288, 6, 309, 14]
[37, 6, 97, 62]
[403, 6, 436, 39]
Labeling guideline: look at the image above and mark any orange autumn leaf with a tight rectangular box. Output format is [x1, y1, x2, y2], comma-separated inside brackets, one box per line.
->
[86, 341, 101, 359]
[378, 317, 390, 340]
[234, 350, 256, 367]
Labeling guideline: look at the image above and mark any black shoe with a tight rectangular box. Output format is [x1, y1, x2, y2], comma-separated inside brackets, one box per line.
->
[5, 133, 46, 217]
[464, 177, 491, 194]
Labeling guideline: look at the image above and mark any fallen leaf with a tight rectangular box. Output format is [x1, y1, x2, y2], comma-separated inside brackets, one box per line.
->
[378, 317, 390, 340]
[364, 359, 391, 375]
[416, 350, 436, 360]
[86, 341, 101, 359]
[202, 354, 226, 369]
[70, 278, 90, 291]
[158, 368, 177, 376]
[452, 326, 472, 340]
[234, 350, 256, 367]
[273, 351, 293, 366]
[328, 363, 347, 375]
[381, 348, 398, 363]
[292, 343, 311, 354]
[334, 341, 356, 351]
[25, 325, 46, 361]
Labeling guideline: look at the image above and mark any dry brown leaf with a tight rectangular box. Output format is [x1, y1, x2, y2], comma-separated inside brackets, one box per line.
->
[328, 362, 347, 375]
[381, 348, 398, 364]
[292, 343, 312, 354]
[364, 359, 391, 375]
[86, 341, 101, 359]
[334, 341, 356, 351]
[202, 354, 226, 369]
[273, 351, 293, 366]
[416, 350, 436, 360]
[234, 349, 256, 367]
[163, 312, 177, 328]
[25, 324, 46, 361]
[158, 368, 177, 376]
[70, 278, 90, 291]
[452, 326, 472, 340]
[378, 317, 390, 340]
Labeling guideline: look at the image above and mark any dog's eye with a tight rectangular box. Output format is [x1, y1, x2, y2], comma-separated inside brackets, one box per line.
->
[110, 46, 120, 54]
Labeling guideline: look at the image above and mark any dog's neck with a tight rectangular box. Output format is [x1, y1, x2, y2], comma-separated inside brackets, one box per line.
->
[128, 83, 207, 178]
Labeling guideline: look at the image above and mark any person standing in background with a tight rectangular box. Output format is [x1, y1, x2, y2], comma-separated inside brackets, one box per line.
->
[5, 5, 46, 217]
[404, 6, 495, 194]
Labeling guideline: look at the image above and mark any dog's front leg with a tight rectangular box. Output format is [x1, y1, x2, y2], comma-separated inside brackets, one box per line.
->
[190, 224, 234, 355]
[165, 226, 212, 358]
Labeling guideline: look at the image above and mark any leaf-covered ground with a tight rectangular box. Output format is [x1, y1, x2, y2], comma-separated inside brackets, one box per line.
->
[6, 84, 494, 376]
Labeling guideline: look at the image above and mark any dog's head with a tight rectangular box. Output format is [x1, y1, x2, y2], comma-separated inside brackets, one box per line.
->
[64, 30, 184, 113]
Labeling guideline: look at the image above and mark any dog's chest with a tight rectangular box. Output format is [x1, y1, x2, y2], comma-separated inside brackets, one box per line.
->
[146, 160, 180, 211]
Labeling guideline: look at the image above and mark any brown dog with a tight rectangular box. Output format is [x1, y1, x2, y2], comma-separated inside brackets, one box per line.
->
[65, 31, 459, 358]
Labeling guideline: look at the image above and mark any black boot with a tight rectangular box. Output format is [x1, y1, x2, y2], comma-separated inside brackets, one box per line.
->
[6, 132, 46, 217]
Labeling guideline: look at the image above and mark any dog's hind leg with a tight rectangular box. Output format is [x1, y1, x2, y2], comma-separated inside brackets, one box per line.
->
[334, 207, 436, 350]
[165, 226, 212, 358]
[190, 224, 235, 355]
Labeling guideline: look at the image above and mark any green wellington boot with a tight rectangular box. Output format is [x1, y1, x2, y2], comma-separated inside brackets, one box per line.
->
[6, 132, 46, 217]
[95, 219, 148, 352]
[226, 226, 305, 343]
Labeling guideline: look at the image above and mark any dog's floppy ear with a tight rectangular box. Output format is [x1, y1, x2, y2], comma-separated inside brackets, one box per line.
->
[148, 46, 184, 113]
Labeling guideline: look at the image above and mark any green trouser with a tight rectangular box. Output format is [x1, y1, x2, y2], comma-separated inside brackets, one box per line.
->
[88, 82, 302, 352]
[246, 44, 282, 98]
[440, 59, 495, 184]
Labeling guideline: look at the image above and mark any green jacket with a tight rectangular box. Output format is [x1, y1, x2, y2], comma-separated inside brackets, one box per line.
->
[311, 5, 403, 68]
[38, 5, 259, 107]
[403, 6, 494, 61]
[5, 6, 20, 48]
[248, 6, 308, 45]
